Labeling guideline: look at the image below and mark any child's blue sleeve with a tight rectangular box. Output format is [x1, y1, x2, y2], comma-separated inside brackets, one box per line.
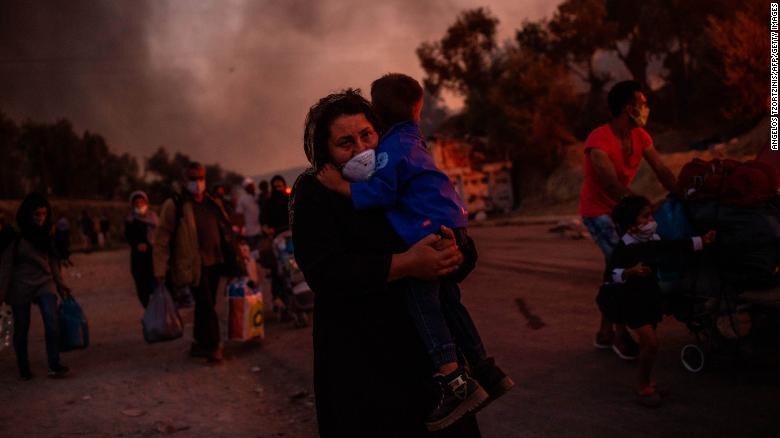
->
[351, 147, 406, 210]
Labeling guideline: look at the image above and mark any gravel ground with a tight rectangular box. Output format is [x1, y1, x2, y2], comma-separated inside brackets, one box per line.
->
[1, 225, 778, 437]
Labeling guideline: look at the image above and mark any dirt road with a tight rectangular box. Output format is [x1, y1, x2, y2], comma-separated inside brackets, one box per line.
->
[1, 225, 778, 437]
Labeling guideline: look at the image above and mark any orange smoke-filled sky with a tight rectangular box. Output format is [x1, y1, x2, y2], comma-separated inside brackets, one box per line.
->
[0, 1, 561, 176]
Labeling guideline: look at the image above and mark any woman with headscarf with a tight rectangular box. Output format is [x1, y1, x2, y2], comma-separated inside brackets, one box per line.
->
[124, 191, 158, 308]
[0, 193, 71, 380]
[291, 89, 481, 437]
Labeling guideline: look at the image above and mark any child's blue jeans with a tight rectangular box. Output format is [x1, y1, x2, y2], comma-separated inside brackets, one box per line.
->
[405, 278, 487, 371]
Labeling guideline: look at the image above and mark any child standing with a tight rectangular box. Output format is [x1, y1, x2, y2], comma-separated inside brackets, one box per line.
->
[317, 73, 512, 430]
[598, 196, 715, 407]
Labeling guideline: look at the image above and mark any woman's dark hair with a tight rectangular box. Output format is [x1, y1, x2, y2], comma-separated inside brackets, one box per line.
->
[303, 88, 381, 170]
[607, 80, 642, 118]
[611, 195, 651, 235]
[16, 192, 52, 252]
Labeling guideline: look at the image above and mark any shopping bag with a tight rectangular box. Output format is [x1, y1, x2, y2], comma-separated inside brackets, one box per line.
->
[227, 278, 264, 341]
[59, 297, 90, 351]
[142, 283, 183, 343]
[0, 304, 13, 353]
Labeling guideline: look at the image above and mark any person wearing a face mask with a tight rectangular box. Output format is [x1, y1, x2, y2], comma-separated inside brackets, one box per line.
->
[596, 195, 715, 406]
[0, 193, 71, 380]
[579, 80, 681, 360]
[260, 175, 290, 238]
[125, 191, 158, 308]
[153, 162, 236, 362]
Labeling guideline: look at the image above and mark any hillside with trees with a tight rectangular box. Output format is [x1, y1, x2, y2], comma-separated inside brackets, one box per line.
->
[0, 113, 243, 203]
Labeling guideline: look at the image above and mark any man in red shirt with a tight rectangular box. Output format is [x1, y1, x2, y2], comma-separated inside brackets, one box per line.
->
[579, 80, 679, 359]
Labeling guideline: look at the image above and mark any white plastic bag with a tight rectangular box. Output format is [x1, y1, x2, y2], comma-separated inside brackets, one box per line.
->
[142, 284, 183, 343]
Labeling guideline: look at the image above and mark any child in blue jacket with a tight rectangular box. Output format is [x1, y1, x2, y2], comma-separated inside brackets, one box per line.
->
[317, 73, 512, 431]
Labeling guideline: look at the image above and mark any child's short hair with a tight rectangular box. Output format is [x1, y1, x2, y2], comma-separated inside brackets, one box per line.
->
[370, 73, 423, 127]
[611, 195, 651, 235]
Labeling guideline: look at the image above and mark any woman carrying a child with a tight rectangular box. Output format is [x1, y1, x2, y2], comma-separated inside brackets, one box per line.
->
[291, 89, 482, 437]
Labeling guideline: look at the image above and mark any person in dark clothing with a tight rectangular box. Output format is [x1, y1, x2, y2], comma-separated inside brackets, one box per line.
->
[261, 175, 290, 237]
[79, 210, 95, 252]
[261, 175, 292, 317]
[211, 182, 236, 219]
[292, 89, 481, 437]
[54, 215, 72, 266]
[99, 217, 111, 248]
[597, 195, 716, 407]
[256, 180, 271, 231]
[258, 180, 270, 201]
[125, 191, 158, 308]
[318, 75, 511, 430]
[0, 194, 71, 380]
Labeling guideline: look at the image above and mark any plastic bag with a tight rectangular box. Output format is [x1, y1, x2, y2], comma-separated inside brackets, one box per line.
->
[227, 278, 264, 341]
[59, 297, 90, 351]
[0, 305, 13, 352]
[142, 283, 183, 343]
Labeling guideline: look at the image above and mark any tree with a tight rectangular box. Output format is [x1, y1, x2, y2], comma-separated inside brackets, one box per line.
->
[418, 8, 578, 199]
[546, 0, 616, 94]
[419, 92, 450, 137]
[417, 7, 502, 139]
[706, 0, 768, 123]
[0, 113, 23, 198]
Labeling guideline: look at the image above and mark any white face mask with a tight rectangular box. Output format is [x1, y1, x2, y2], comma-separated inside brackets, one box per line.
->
[186, 180, 206, 195]
[134, 205, 148, 216]
[629, 105, 650, 127]
[632, 221, 657, 242]
[341, 149, 376, 182]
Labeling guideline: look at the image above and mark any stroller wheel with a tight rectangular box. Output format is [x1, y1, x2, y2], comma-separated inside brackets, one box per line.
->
[681, 344, 705, 373]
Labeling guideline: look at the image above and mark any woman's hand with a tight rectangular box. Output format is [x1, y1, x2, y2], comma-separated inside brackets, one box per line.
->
[624, 262, 651, 280]
[317, 164, 351, 196]
[433, 226, 457, 251]
[390, 234, 464, 281]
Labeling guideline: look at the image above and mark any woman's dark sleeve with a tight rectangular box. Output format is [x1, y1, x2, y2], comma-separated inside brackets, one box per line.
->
[291, 175, 393, 298]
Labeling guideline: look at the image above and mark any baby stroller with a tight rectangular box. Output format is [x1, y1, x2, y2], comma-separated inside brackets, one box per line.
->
[657, 196, 780, 373]
[272, 230, 314, 327]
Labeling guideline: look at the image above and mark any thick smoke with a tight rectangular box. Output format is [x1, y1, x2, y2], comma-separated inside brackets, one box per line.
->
[0, 0, 557, 176]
